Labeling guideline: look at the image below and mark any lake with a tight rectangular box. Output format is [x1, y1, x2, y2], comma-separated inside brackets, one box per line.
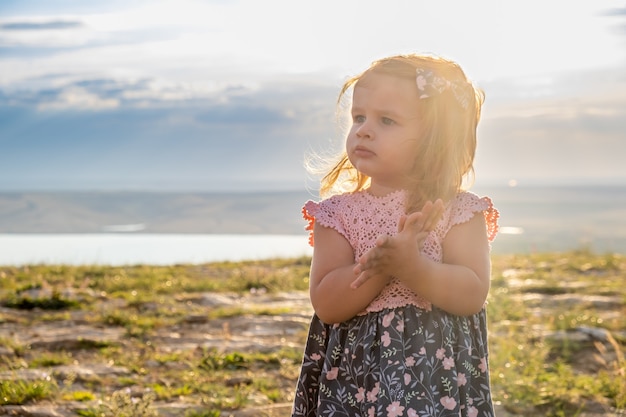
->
[0, 234, 314, 266]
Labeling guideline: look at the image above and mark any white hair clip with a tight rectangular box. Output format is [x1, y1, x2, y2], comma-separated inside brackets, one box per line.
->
[415, 68, 470, 109]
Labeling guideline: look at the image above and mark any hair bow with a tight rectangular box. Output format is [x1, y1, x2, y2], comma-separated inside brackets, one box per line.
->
[415, 68, 470, 109]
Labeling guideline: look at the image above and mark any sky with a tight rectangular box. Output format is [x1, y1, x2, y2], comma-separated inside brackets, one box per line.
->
[0, 0, 625, 192]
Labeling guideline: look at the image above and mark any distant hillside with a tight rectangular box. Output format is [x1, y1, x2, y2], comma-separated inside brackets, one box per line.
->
[2, 186, 626, 254]
[0, 191, 316, 234]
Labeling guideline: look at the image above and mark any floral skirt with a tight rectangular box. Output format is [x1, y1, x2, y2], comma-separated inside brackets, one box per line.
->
[291, 305, 495, 417]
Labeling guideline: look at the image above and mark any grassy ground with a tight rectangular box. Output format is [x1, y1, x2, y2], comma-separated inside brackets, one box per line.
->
[0, 250, 624, 416]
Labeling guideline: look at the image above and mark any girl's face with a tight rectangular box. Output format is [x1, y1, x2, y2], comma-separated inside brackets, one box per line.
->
[347, 72, 423, 195]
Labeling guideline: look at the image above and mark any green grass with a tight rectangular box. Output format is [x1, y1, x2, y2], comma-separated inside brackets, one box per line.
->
[0, 379, 57, 405]
[0, 252, 624, 416]
[0, 257, 312, 297]
[487, 251, 626, 416]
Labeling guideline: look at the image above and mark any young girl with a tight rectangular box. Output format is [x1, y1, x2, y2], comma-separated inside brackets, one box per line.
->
[291, 53, 499, 417]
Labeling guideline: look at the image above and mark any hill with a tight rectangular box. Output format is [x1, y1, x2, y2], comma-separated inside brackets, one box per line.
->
[0, 191, 313, 234]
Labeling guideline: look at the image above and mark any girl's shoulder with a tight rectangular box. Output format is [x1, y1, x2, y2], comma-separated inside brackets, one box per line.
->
[444, 191, 499, 241]
[302, 193, 356, 247]
[302, 190, 406, 247]
[450, 190, 493, 209]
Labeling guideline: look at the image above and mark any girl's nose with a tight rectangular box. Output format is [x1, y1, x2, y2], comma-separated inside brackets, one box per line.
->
[355, 121, 372, 138]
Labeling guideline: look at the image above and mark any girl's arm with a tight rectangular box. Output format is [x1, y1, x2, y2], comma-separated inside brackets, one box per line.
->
[416, 213, 491, 315]
[354, 210, 491, 316]
[308, 222, 391, 324]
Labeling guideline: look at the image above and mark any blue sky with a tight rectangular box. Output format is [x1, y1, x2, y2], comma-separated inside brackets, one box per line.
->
[0, 0, 625, 191]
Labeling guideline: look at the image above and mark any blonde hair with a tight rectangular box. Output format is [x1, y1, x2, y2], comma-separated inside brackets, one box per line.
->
[315, 53, 485, 213]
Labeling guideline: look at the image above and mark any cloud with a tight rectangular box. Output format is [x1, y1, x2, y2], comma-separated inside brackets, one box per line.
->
[0, 15, 94, 49]
[195, 106, 293, 126]
[0, 12, 182, 53]
[0, 0, 625, 191]
[476, 69, 626, 184]
[2, 76, 194, 109]
[0, 20, 83, 31]
[600, 6, 626, 36]
[602, 7, 626, 16]
[2, 64, 626, 190]
[0, 75, 339, 191]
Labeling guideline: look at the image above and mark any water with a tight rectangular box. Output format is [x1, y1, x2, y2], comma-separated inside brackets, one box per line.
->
[479, 185, 626, 254]
[0, 185, 624, 266]
[0, 234, 313, 266]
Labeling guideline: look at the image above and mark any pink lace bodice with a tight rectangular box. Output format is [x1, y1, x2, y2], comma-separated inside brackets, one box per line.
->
[302, 190, 499, 314]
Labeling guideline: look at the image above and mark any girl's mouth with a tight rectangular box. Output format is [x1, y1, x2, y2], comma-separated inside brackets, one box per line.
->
[353, 145, 375, 157]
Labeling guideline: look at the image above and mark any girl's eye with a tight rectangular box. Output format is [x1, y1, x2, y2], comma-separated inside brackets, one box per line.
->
[353, 115, 365, 123]
[382, 117, 395, 125]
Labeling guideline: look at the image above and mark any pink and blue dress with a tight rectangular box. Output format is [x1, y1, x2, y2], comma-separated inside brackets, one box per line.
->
[291, 190, 499, 417]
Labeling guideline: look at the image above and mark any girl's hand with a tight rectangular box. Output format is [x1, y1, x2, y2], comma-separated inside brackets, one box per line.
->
[351, 199, 444, 289]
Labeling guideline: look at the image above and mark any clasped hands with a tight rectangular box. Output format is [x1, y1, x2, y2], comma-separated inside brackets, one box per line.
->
[351, 199, 445, 289]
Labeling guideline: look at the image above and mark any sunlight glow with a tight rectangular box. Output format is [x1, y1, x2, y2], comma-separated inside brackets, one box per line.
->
[1, 0, 622, 87]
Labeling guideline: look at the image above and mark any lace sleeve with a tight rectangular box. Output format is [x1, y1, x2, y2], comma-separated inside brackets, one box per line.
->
[482, 197, 500, 242]
[302, 201, 318, 247]
[448, 193, 500, 242]
[302, 196, 350, 247]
